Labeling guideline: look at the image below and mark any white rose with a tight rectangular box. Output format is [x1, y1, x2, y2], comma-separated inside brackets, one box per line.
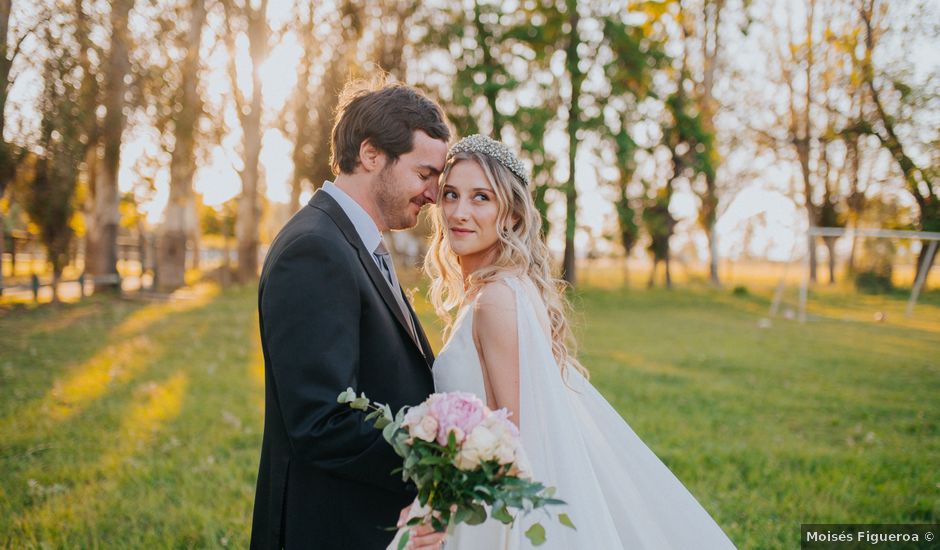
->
[510, 446, 533, 479]
[411, 414, 438, 442]
[493, 442, 515, 465]
[464, 425, 499, 461]
[455, 446, 481, 470]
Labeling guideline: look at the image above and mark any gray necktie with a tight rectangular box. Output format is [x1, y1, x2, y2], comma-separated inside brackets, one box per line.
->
[373, 239, 419, 345]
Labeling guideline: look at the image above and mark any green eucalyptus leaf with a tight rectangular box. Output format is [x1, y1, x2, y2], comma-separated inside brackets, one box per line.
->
[431, 515, 444, 532]
[382, 422, 397, 441]
[337, 387, 356, 403]
[465, 503, 487, 525]
[396, 530, 410, 550]
[524, 523, 546, 546]
[558, 513, 576, 530]
[350, 396, 370, 410]
[373, 416, 391, 429]
[491, 501, 513, 524]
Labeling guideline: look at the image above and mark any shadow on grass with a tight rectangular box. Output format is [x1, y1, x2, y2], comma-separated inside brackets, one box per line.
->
[58, 285, 263, 548]
[0, 284, 252, 547]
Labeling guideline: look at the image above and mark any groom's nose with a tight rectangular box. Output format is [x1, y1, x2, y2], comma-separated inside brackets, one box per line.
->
[423, 181, 439, 204]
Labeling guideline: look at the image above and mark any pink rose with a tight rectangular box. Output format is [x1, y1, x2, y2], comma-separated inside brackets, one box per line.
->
[427, 392, 486, 446]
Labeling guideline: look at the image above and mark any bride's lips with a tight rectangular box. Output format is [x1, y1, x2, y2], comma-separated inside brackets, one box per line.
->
[450, 228, 474, 236]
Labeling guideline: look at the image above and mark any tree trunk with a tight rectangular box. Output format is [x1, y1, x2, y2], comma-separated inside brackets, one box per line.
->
[847, 233, 858, 274]
[845, 136, 862, 275]
[796, 140, 818, 284]
[157, 231, 186, 291]
[0, 0, 16, 200]
[190, 221, 200, 271]
[561, 0, 581, 287]
[914, 241, 938, 291]
[823, 235, 836, 284]
[51, 263, 61, 304]
[95, 0, 134, 292]
[156, 0, 206, 292]
[236, 127, 262, 283]
[707, 217, 719, 285]
[222, 235, 231, 287]
[0, 0, 15, 293]
[0, 217, 4, 295]
[665, 249, 672, 289]
[187, 191, 200, 271]
[137, 220, 147, 282]
[806, 231, 817, 285]
[698, 0, 723, 287]
[83, 146, 100, 275]
[233, 0, 268, 284]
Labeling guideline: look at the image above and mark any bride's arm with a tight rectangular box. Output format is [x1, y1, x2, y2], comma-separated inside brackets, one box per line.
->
[472, 281, 521, 426]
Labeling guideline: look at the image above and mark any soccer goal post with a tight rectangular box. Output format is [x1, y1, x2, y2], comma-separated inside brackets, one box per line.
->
[797, 227, 940, 322]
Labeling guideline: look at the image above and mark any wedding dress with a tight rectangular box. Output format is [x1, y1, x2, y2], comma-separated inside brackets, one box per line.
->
[432, 276, 737, 549]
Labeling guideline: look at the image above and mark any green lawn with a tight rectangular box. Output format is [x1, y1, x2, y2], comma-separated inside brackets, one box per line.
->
[1, 281, 938, 548]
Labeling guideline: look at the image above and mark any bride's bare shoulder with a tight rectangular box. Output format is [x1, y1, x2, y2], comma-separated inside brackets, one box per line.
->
[473, 279, 516, 315]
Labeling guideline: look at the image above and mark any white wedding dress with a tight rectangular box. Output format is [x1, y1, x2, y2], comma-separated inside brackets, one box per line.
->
[432, 276, 737, 549]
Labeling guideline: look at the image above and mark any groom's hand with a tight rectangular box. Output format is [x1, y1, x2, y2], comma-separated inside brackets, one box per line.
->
[398, 505, 447, 549]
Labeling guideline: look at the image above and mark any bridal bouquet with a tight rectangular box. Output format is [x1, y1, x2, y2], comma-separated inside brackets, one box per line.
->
[337, 388, 574, 548]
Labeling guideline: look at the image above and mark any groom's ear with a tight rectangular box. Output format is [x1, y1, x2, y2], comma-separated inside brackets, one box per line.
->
[358, 139, 386, 173]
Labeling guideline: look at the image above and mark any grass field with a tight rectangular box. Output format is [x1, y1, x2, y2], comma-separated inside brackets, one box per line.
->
[1, 279, 938, 548]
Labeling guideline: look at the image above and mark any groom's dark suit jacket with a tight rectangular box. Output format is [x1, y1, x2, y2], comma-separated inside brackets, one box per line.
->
[250, 190, 435, 549]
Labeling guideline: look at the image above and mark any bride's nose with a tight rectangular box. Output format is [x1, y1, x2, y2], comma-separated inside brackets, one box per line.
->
[451, 198, 470, 222]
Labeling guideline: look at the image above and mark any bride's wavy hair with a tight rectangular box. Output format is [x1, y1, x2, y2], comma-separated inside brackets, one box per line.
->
[424, 151, 588, 379]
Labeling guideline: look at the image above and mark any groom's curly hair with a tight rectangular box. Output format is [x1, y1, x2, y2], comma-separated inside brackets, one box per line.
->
[330, 77, 451, 175]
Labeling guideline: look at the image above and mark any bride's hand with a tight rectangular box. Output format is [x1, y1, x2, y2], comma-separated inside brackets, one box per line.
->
[397, 504, 447, 549]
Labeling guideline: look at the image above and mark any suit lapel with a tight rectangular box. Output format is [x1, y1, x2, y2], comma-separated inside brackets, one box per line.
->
[309, 191, 429, 361]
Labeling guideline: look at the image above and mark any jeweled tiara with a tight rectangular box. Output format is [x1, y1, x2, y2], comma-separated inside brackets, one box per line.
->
[447, 134, 530, 186]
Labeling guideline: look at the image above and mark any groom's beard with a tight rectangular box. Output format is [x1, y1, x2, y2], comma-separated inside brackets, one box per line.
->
[375, 164, 421, 230]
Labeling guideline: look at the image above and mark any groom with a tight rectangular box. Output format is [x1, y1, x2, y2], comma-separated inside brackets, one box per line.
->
[250, 81, 450, 549]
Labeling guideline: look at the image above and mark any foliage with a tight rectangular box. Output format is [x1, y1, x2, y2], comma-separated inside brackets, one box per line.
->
[642, 186, 676, 263]
[598, 9, 670, 262]
[200, 199, 237, 239]
[21, 19, 94, 289]
[854, 270, 892, 294]
[337, 389, 571, 547]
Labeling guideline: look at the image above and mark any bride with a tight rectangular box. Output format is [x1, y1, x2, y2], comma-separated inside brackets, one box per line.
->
[423, 134, 737, 549]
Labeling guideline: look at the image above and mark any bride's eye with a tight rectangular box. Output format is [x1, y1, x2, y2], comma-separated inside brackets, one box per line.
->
[443, 190, 458, 200]
[474, 192, 489, 201]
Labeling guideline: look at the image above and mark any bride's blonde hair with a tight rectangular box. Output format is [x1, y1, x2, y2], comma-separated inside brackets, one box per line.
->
[423, 150, 588, 379]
